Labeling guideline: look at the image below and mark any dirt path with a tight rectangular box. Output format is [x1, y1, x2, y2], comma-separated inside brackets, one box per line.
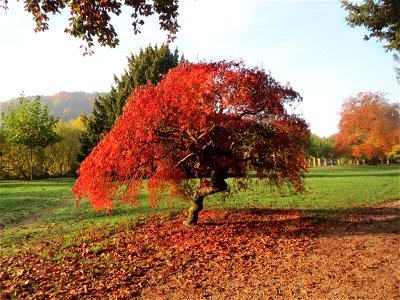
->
[0, 199, 72, 231]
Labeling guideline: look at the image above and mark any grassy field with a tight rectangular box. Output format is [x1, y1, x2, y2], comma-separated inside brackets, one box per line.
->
[211, 165, 400, 211]
[0, 178, 76, 227]
[1, 165, 399, 254]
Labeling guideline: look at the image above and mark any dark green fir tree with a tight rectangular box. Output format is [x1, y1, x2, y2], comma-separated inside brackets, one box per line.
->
[78, 44, 184, 161]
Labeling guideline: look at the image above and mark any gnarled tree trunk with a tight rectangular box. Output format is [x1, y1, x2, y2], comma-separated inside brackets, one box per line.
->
[185, 169, 227, 225]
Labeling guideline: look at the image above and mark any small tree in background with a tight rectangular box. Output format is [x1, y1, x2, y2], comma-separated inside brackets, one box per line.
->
[335, 92, 400, 164]
[73, 61, 310, 225]
[386, 144, 400, 163]
[78, 44, 184, 161]
[0, 116, 84, 179]
[307, 134, 336, 166]
[1, 96, 61, 180]
[0, 134, 31, 179]
[43, 117, 86, 176]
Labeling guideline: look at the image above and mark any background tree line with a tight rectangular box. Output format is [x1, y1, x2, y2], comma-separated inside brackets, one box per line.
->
[1, 0, 399, 179]
[2, 90, 397, 180]
[0, 44, 183, 179]
[1, 44, 398, 180]
[0, 96, 85, 180]
[1, 89, 398, 180]
[307, 92, 399, 166]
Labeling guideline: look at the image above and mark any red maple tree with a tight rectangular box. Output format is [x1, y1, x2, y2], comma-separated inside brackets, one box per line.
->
[73, 61, 310, 225]
[335, 92, 400, 163]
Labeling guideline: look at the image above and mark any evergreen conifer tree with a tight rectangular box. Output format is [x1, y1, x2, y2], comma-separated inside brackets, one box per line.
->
[78, 44, 184, 161]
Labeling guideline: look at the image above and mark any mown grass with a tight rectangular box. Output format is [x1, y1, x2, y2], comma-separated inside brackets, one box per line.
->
[0, 178, 76, 227]
[0, 165, 399, 255]
[0, 183, 186, 255]
[210, 165, 400, 211]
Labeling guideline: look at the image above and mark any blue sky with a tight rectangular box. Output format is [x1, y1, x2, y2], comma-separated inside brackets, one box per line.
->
[0, 0, 398, 137]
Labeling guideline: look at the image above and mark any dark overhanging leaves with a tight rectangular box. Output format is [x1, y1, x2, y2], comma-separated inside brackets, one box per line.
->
[342, 0, 400, 52]
[0, 0, 180, 54]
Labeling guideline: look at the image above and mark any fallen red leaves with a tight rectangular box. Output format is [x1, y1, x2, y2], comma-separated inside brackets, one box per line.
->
[0, 209, 316, 299]
[1, 204, 399, 299]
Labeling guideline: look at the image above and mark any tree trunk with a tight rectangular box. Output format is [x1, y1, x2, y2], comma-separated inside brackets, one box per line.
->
[30, 147, 33, 181]
[185, 189, 206, 226]
[185, 169, 228, 226]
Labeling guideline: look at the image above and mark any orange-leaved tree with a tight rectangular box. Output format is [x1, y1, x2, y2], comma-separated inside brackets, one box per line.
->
[73, 61, 310, 225]
[335, 92, 400, 163]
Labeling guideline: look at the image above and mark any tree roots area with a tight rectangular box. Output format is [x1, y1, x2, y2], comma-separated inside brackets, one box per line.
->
[1, 201, 399, 299]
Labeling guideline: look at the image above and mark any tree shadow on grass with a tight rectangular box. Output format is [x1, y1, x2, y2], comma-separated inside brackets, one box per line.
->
[312, 203, 400, 237]
[306, 172, 399, 178]
[198, 202, 400, 238]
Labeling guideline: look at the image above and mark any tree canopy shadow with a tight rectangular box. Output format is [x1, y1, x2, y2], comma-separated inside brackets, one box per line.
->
[306, 172, 399, 178]
[197, 202, 400, 239]
[312, 204, 400, 237]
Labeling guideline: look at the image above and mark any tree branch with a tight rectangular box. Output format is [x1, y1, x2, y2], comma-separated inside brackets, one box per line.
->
[176, 152, 196, 167]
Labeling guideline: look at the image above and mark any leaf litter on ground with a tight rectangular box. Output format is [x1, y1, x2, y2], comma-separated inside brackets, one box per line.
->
[1, 202, 399, 299]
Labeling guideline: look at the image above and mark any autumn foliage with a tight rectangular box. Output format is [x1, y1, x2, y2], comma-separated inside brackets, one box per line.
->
[1, 0, 179, 53]
[73, 61, 310, 224]
[335, 92, 400, 162]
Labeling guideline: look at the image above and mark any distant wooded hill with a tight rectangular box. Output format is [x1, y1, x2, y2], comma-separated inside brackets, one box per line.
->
[0, 91, 102, 122]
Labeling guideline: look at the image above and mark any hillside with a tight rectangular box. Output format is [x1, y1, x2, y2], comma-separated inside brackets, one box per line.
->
[0, 91, 102, 122]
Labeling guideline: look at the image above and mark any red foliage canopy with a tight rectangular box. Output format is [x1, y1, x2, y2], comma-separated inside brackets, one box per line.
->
[73, 61, 309, 220]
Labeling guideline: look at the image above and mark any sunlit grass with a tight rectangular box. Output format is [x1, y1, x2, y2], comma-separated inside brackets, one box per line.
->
[0, 165, 399, 255]
[0, 178, 76, 227]
[207, 165, 400, 211]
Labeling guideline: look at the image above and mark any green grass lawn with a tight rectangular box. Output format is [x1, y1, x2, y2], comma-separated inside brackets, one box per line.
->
[0, 178, 76, 227]
[1, 165, 399, 254]
[210, 165, 400, 211]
